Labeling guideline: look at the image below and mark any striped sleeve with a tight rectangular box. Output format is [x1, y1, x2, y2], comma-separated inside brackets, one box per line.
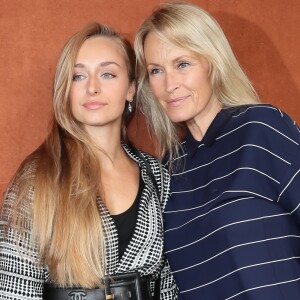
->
[275, 109, 300, 223]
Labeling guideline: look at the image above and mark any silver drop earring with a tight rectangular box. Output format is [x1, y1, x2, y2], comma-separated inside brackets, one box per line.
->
[128, 101, 132, 113]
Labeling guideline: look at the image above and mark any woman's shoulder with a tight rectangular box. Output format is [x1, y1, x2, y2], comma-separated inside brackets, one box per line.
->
[122, 143, 169, 182]
[1, 159, 37, 222]
[230, 103, 277, 117]
[230, 104, 298, 131]
[232, 104, 291, 121]
[138, 149, 160, 165]
[2, 156, 37, 202]
[229, 103, 300, 144]
[123, 143, 161, 166]
[11, 157, 38, 186]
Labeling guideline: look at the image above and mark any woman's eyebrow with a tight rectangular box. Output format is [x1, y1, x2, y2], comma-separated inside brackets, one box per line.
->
[74, 61, 121, 68]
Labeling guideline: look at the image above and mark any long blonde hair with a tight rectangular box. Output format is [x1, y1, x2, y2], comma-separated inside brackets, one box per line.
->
[134, 2, 260, 161]
[6, 23, 136, 288]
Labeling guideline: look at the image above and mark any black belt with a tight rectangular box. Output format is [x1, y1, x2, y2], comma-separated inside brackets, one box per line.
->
[43, 272, 158, 300]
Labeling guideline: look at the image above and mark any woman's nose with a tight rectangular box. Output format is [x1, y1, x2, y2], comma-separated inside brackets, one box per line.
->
[165, 71, 179, 94]
[87, 77, 101, 95]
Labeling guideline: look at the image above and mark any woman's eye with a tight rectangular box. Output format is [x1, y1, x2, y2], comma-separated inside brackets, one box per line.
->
[149, 68, 161, 75]
[73, 74, 85, 81]
[178, 62, 190, 69]
[101, 73, 116, 79]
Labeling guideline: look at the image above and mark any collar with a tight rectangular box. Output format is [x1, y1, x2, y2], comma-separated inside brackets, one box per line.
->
[185, 107, 239, 158]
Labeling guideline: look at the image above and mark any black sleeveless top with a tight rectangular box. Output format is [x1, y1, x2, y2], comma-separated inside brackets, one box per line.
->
[111, 172, 144, 258]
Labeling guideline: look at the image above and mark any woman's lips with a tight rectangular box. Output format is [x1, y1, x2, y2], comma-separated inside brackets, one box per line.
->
[83, 101, 106, 110]
[166, 96, 188, 107]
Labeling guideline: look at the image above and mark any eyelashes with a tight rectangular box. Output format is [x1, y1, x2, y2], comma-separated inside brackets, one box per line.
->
[101, 73, 116, 79]
[148, 61, 191, 75]
[73, 74, 86, 81]
[72, 72, 116, 81]
[178, 62, 190, 69]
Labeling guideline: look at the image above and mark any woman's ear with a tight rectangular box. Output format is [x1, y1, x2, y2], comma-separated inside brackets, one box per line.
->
[127, 82, 136, 100]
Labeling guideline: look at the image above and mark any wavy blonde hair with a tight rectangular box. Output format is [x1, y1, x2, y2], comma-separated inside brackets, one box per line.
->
[134, 2, 260, 161]
[6, 22, 136, 288]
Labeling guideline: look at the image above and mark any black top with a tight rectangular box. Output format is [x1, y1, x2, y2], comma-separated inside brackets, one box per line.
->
[111, 172, 144, 259]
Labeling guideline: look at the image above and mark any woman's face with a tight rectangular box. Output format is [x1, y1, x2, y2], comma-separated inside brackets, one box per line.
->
[70, 36, 135, 133]
[144, 32, 222, 133]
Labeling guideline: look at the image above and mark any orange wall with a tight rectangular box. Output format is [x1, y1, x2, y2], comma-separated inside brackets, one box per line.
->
[1, 0, 300, 196]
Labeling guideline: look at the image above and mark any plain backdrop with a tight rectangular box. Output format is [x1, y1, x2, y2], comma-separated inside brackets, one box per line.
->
[1, 0, 300, 196]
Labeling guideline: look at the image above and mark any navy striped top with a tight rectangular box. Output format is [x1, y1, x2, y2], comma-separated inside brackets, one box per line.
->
[164, 104, 300, 299]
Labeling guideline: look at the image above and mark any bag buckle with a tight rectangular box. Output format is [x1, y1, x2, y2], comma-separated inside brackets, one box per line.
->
[104, 271, 143, 300]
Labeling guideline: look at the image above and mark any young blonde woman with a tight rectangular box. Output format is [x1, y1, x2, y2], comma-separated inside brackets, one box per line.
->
[0, 23, 177, 300]
[135, 2, 300, 299]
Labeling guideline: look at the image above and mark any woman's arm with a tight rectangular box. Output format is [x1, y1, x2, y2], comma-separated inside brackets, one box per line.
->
[0, 183, 48, 300]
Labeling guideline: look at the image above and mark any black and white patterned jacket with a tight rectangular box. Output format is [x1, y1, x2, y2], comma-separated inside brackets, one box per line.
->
[0, 144, 178, 299]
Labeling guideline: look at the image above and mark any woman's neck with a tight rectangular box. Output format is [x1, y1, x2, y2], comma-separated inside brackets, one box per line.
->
[187, 97, 223, 141]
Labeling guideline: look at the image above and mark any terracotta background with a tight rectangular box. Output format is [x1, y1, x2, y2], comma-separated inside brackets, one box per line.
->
[1, 0, 300, 197]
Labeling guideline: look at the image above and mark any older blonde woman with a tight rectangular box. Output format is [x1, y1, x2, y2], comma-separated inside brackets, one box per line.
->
[135, 2, 300, 299]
